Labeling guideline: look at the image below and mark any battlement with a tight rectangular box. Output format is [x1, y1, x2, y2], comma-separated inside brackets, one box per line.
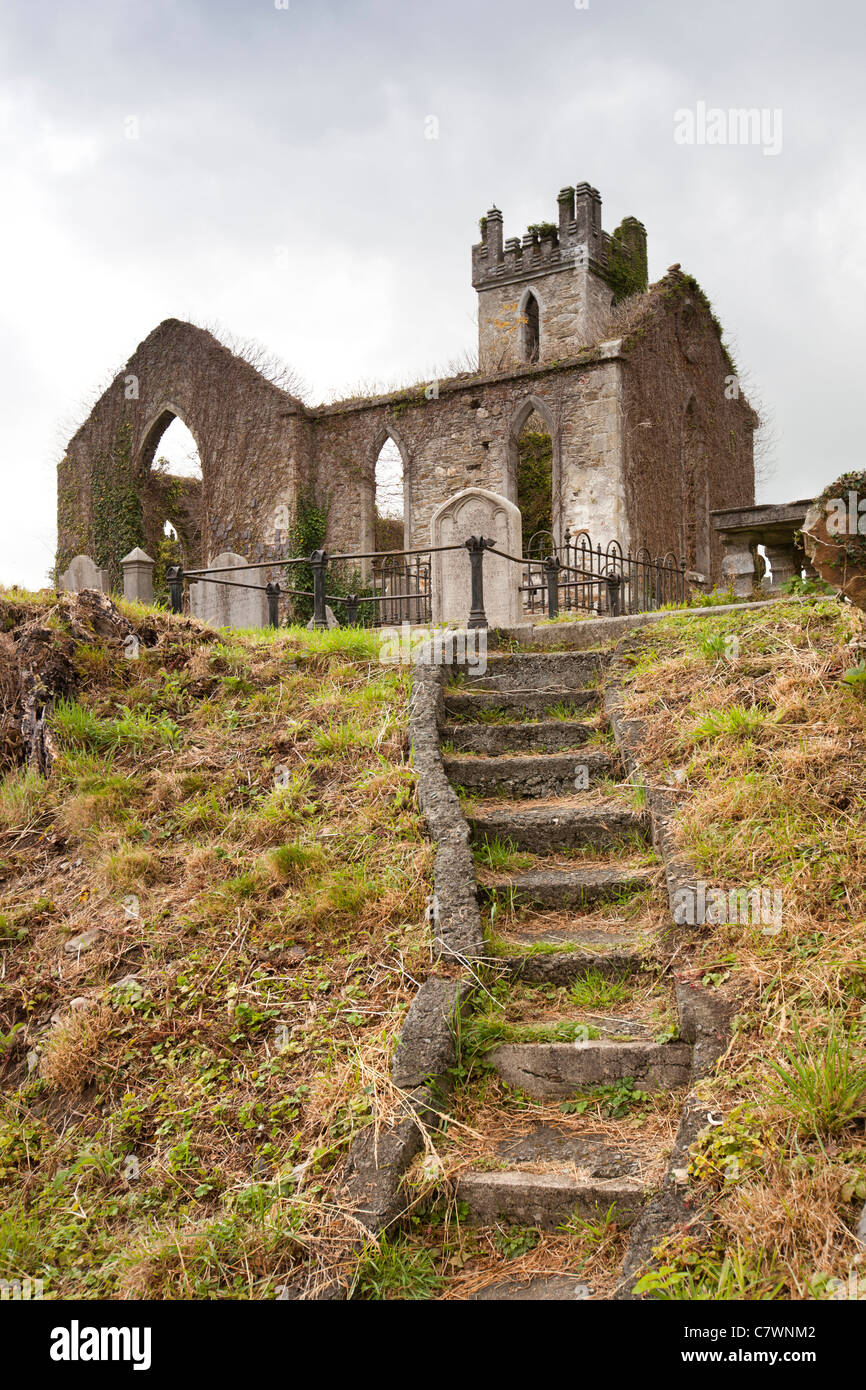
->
[471, 184, 646, 296]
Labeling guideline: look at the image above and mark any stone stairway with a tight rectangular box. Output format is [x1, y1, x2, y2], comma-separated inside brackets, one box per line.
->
[437, 649, 691, 1297]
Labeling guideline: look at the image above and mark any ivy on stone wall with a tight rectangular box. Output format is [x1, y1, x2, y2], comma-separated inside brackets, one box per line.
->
[91, 422, 146, 588]
[286, 487, 330, 623]
[517, 430, 554, 540]
[606, 219, 649, 304]
[818, 471, 866, 568]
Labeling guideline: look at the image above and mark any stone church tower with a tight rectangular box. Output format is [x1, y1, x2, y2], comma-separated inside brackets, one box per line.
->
[472, 184, 648, 371]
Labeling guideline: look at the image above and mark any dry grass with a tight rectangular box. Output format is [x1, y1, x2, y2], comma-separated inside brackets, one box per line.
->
[39, 1005, 114, 1093]
[620, 596, 866, 1297]
[0, 605, 432, 1299]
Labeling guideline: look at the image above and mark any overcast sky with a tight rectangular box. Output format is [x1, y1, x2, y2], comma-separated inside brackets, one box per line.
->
[2, 0, 864, 587]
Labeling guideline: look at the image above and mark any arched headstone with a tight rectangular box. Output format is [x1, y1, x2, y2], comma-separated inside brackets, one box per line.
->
[430, 488, 522, 628]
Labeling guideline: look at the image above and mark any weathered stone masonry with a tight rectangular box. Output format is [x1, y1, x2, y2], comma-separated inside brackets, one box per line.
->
[57, 183, 757, 589]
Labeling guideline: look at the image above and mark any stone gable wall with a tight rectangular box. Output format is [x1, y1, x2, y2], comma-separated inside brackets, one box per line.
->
[618, 273, 757, 575]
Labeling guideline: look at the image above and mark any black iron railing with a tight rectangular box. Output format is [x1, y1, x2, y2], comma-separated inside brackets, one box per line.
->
[165, 528, 687, 630]
[522, 528, 687, 617]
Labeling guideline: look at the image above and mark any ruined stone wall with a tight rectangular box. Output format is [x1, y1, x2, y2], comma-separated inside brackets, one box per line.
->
[618, 270, 757, 581]
[57, 319, 304, 584]
[307, 350, 628, 560]
[58, 271, 753, 596]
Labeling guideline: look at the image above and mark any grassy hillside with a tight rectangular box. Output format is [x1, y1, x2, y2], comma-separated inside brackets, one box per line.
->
[620, 597, 866, 1298]
[0, 596, 429, 1298]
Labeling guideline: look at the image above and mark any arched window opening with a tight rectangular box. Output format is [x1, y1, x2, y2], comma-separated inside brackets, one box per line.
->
[152, 416, 202, 479]
[517, 410, 553, 548]
[522, 291, 540, 363]
[374, 437, 404, 551]
[140, 411, 205, 589]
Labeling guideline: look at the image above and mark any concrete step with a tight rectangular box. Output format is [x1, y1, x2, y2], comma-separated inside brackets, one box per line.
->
[456, 1170, 647, 1229]
[495, 948, 646, 986]
[443, 689, 598, 721]
[469, 800, 651, 853]
[441, 720, 598, 754]
[478, 863, 653, 910]
[458, 651, 606, 691]
[468, 1275, 594, 1301]
[445, 751, 619, 798]
[487, 1040, 692, 1099]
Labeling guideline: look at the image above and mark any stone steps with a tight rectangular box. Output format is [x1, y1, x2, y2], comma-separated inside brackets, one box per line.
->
[477, 863, 653, 910]
[443, 689, 598, 721]
[486, 1039, 692, 1099]
[441, 720, 598, 754]
[495, 948, 646, 986]
[445, 750, 619, 798]
[423, 649, 691, 1297]
[469, 799, 651, 853]
[456, 1170, 647, 1229]
[464, 651, 605, 691]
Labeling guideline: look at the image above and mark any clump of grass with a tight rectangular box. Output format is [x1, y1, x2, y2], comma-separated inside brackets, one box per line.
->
[0, 768, 47, 830]
[39, 1005, 114, 1093]
[568, 970, 633, 1010]
[472, 837, 533, 873]
[53, 698, 182, 753]
[634, 1241, 784, 1300]
[267, 841, 324, 885]
[690, 703, 773, 743]
[103, 846, 161, 889]
[351, 1236, 445, 1300]
[767, 1019, 866, 1137]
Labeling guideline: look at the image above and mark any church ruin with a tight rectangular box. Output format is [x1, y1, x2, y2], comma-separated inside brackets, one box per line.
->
[56, 181, 757, 594]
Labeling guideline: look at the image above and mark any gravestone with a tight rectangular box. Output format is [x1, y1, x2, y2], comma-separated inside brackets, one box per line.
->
[59, 554, 110, 594]
[430, 488, 522, 629]
[189, 552, 269, 629]
[120, 548, 155, 604]
[306, 605, 338, 630]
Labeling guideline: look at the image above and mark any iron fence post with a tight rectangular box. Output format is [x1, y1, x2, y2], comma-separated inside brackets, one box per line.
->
[465, 535, 493, 629]
[345, 594, 359, 626]
[543, 554, 561, 619]
[166, 565, 184, 614]
[266, 581, 280, 628]
[606, 574, 622, 616]
[310, 549, 328, 629]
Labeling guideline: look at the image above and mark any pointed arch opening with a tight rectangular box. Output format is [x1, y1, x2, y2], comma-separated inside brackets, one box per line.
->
[507, 396, 560, 552]
[374, 435, 405, 551]
[519, 289, 541, 364]
[138, 407, 205, 591]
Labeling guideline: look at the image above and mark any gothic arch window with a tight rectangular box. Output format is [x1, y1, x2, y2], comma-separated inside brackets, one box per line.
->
[520, 289, 540, 363]
[374, 435, 405, 550]
[507, 396, 560, 546]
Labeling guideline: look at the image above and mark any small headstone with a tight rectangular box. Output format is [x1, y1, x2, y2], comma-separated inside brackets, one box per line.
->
[190, 551, 269, 629]
[305, 605, 338, 630]
[59, 555, 110, 594]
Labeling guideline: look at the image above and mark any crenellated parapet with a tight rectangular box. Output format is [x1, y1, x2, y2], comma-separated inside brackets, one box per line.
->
[472, 184, 648, 371]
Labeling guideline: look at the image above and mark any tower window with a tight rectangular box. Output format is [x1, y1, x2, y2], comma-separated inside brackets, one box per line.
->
[523, 292, 540, 363]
